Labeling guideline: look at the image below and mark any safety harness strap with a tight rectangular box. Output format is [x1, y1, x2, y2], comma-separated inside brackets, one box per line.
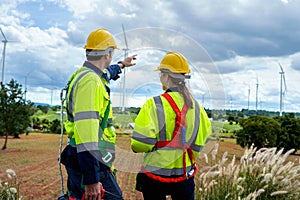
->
[155, 93, 188, 149]
[141, 168, 197, 183]
[142, 93, 198, 183]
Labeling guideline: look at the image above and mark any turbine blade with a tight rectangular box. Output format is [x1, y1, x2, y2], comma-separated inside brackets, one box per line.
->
[0, 27, 7, 42]
[278, 62, 284, 73]
[279, 62, 287, 94]
[7, 40, 19, 43]
[122, 24, 129, 50]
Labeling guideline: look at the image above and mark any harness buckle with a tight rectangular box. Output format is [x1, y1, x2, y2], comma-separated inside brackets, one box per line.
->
[187, 168, 195, 176]
[102, 152, 113, 163]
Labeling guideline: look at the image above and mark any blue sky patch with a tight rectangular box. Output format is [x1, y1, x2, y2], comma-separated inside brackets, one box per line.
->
[15, 1, 72, 29]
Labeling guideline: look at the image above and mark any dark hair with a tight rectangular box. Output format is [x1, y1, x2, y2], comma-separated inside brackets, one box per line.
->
[168, 75, 193, 109]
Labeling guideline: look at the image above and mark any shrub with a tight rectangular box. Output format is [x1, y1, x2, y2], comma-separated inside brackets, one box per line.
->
[196, 143, 300, 199]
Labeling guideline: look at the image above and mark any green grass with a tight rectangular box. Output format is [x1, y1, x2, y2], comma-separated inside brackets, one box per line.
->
[223, 123, 241, 131]
[211, 121, 242, 138]
[34, 110, 60, 121]
[113, 113, 137, 129]
[211, 121, 224, 133]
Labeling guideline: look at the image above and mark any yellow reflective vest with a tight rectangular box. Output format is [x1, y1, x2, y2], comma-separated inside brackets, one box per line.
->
[64, 61, 117, 184]
[131, 90, 211, 177]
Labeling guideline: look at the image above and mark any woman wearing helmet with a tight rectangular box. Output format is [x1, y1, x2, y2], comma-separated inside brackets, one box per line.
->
[131, 52, 211, 200]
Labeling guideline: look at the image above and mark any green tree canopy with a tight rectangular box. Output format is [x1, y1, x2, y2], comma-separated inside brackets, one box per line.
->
[274, 113, 300, 153]
[236, 116, 280, 149]
[0, 79, 34, 149]
[37, 105, 49, 114]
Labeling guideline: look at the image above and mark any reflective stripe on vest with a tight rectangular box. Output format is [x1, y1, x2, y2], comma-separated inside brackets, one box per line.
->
[67, 68, 93, 122]
[141, 93, 199, 183]
[153, 96, 166, 140]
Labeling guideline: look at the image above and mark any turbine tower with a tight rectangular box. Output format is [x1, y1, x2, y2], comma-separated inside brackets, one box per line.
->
[0, 27, 8, 83]
[121, 24, 129, 112]
[256, 76, 259, 113]
[278, 62, 287, 116]
[248, 85, 250, 110]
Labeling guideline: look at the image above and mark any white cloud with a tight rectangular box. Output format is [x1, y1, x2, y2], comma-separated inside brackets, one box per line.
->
[0, 0, 300, 112]
[62, 0, 98, 17]
[280, 0, 289, 4]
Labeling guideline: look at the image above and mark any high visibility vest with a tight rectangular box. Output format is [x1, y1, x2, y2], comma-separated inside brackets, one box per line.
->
[131, 91, 211, 182]
[64, 64, 116, 167]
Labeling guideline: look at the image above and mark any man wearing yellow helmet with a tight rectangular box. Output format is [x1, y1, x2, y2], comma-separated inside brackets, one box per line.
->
[61, 28, 136, 200]
[131, 52, 211, 200]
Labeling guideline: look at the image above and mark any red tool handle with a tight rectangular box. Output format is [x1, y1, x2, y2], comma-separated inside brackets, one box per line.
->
[81, 186, 105, 200]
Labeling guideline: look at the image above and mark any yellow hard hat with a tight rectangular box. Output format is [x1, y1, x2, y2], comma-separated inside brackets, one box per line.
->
[156, 52, 190, 74]
[84, 28, 118, 50]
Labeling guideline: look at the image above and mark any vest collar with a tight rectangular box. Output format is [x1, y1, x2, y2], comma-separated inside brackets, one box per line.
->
[165, 87, 180, 93]
[83, 61, 109, 82]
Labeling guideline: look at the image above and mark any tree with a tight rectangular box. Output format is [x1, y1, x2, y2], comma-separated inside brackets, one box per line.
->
[227, 114, 235, 125]
[31, 116, 42, 130]
[236, 116, 280, 149]
[274, 113, 300, 154]
[37, 105, 49, 114]
[0, 79, 34, 150]
[49, 119, 62, 134]
[41, 118, 50, 130]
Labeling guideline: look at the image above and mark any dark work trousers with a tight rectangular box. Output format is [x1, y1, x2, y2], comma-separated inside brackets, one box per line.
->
[66, 163, 123, 200]
[136, 173, 195, 200]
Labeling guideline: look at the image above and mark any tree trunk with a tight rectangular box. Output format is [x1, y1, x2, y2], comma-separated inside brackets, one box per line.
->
[2, 128, 8, 150]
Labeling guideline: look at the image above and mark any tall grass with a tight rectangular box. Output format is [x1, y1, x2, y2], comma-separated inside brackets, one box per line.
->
[0, 169, 21, 200]
[195, 144, 300, 200]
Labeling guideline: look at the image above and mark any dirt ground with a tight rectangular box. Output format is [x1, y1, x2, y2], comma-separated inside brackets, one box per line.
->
[0, 133, 143, 200]
[0, 133, 299, 200]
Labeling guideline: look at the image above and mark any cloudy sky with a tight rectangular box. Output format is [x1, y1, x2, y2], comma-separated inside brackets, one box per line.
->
[1, 0, 300, 113]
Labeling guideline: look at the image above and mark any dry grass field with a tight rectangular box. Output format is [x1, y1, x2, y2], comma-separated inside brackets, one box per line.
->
[0, 133, 144, 200]
[0, 133, 298, 200]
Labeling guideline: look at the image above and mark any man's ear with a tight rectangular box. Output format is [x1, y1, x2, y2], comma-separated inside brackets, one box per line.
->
[104, 53, 109, 59]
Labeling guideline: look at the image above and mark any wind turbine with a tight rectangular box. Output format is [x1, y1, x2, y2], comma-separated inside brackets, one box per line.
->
[247, 85, 250, 110]
[255, 76, 259, 113]
[0, 27, 8, 83]
[229, 95, 233, 110]
[278, 62, 287, 116]
[121, 24, 129, 112]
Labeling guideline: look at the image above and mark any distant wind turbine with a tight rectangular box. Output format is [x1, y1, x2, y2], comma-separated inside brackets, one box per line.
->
[0, 27, 8, 83]
[0, 27, 18, 83]
[229, 95, 233, 110]
[121, 24, 129, 112]
[256, 76, 259, 113]
[278, 62, 287, 116]
[248, 85, 250, 110]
